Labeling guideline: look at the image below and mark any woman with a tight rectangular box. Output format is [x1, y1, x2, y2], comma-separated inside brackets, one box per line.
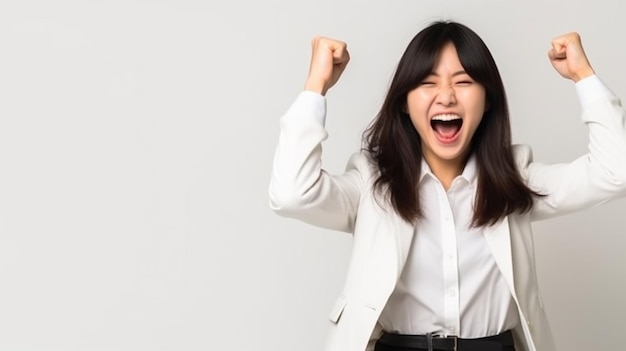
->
[269, 21, 626, 351]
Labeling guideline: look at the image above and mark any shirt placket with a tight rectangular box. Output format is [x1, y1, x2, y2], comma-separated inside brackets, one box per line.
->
[438, 185, 460, 337]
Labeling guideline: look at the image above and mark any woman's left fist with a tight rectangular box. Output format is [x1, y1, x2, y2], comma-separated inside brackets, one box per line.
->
[548, 32, 595, 82]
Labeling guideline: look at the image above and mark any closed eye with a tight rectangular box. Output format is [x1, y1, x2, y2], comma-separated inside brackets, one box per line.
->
[455, 80, 473, 86]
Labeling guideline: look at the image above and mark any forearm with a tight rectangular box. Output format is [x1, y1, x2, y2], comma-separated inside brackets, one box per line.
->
[529, 76, 626, 220]
[268, 92, 361, 232]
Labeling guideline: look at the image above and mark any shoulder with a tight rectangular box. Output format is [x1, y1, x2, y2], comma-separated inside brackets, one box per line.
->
[511, 144, 534, 170]
[343, 152, 382, 194]
[347, 151, 378, 177]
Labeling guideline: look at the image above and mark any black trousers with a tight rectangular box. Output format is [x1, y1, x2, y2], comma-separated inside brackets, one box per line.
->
[374, 330, 515, 351]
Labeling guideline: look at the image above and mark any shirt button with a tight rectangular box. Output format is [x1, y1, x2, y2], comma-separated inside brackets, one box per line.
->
[446, 252, 454, 260]
[447, 288, 456, 297]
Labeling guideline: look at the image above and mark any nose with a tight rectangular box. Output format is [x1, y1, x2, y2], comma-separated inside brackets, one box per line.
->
[436, 86, 456, 106]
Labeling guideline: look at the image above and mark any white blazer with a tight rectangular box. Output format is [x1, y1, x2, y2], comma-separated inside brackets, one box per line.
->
[269, 76, 626, 351]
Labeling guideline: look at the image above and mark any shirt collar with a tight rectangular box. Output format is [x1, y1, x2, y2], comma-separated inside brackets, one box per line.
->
[461, 154, 478, 184]
[419, 153, 478, 185]
[419, 158, 435, 183]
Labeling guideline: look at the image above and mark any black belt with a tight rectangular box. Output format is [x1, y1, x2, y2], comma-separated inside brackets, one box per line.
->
[376, 330, 514, 351]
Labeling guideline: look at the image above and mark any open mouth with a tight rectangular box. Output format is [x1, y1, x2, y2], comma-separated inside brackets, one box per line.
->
[430, 114, 462, 140]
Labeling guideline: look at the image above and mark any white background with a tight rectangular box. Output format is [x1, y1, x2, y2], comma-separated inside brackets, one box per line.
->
[0, 1, 624, 350]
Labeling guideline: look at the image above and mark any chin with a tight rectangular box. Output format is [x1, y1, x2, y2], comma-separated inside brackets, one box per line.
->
[432, 145, 471, 163]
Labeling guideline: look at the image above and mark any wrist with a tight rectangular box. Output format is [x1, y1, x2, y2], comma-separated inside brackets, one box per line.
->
[572, 67, 595, 82]
[304, 79, 327, 95]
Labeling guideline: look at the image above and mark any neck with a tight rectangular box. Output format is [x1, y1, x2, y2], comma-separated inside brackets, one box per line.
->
[425, 155, 469, 191]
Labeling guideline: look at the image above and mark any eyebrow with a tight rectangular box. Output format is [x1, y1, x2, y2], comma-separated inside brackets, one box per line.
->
[427, 70, 469, 77]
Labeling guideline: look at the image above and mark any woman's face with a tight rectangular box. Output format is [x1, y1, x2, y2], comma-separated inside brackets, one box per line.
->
[406, 41, 487, 171]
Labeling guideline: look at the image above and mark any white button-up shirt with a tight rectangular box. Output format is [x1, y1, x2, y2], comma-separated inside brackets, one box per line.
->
[378, 155, 519, 338]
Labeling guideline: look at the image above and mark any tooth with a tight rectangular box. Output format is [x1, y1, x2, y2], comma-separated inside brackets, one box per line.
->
[432, 114, 461, 121]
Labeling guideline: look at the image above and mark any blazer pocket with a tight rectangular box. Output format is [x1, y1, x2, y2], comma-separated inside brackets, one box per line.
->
[328, 295, 347, 324]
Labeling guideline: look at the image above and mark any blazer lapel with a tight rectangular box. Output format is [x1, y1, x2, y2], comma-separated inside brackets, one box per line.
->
[393, 215, 416, 278]
[483, 217, 517, 298]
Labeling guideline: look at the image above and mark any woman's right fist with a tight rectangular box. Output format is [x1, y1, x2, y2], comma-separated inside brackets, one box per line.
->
[304, 36, 350, 96]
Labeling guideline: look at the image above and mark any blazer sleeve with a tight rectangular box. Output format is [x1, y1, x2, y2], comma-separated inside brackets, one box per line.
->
[520, 76, 626, 221]
[268, 91, 364, 233]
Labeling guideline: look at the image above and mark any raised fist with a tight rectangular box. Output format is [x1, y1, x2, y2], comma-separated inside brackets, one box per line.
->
[548, 32, 595, 82]
[304, 36, 350, 95]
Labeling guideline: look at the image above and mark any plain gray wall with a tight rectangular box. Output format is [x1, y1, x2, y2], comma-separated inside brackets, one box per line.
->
[0, 1, 624, 350]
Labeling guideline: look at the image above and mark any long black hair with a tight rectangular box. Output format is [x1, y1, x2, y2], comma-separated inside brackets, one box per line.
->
[363, 21, 541, 227]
